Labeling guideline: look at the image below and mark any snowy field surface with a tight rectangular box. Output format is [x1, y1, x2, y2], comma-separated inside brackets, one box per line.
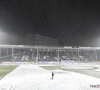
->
[0, 64, 100, 90]
[61, 66, 93, 69]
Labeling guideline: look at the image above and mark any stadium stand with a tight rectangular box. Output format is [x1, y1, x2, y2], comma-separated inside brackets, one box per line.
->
[0, 45, 100, 64]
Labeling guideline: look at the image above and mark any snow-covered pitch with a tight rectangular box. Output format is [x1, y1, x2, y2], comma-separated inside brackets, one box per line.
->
[0, 64, 100, 90]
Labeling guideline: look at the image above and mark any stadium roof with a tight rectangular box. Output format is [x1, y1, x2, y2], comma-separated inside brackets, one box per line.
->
[0, 44, 100, 50]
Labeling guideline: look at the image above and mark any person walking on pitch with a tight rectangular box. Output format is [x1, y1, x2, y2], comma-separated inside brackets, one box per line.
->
[52, 71, 54, 80]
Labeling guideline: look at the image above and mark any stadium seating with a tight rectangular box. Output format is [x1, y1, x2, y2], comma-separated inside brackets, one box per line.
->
[0, 49, 100, 63]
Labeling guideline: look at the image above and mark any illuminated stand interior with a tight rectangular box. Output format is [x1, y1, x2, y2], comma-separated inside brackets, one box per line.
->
[0, 45, 99, 64]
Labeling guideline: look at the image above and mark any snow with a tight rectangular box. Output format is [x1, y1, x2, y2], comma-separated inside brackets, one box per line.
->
[61, 66, 93, 69]
[95, 66, 100, 71]
[95, 69, 100, 71]
[0, 64, 100, 90]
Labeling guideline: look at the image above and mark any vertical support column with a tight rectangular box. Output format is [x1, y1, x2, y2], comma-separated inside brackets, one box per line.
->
[78, 48, 80, 63]
[57, 48, 60, 64]
[95, 48, 97, 61]
[72, 50, 73, 55]
[64, 50, 65, 55]
[0, 48, 1, 58]
[12, 48, 14, 61]
[36, 47, 38, 63]
[32, 52, 33, 59]
[32, 50, 34, 59]
[47, 50, 48, 55]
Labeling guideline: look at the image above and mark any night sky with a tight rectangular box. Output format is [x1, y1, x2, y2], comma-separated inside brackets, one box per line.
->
[0, 0, 100, 46]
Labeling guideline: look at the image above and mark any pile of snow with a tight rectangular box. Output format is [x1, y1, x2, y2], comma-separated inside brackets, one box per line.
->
[61, 66, 93, 69]
[95, 66, 100, 71]
[95, 69, 100, 71]
[0, 65, 100, 90]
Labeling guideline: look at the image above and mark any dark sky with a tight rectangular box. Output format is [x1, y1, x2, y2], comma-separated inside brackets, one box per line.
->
[0, 0, 100, 46]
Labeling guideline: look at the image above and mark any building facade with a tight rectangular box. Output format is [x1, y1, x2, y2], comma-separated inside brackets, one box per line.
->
[26, 33, 58, 46]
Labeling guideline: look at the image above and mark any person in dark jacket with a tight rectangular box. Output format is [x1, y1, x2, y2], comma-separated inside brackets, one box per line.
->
[52, 71, 54, 80]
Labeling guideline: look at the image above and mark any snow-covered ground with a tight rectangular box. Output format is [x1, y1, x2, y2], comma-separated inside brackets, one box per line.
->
[61, 66, 93, 69]
[0, 64, 100, 90]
